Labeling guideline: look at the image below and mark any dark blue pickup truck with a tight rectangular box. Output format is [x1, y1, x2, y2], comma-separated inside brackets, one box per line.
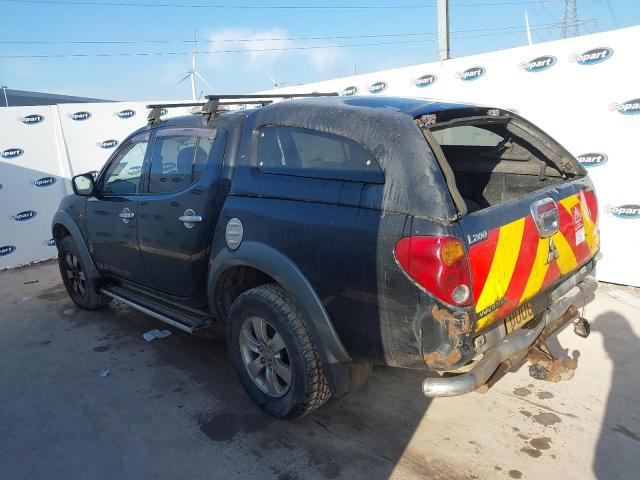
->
[53, 94, 598, 418]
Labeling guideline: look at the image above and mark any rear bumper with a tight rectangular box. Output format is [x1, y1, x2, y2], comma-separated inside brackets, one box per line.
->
[422, 275, 598, 397]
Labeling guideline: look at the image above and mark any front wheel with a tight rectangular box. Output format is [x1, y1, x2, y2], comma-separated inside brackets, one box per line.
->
[227, 283, 331, 419]
[57, 236, 111, 310]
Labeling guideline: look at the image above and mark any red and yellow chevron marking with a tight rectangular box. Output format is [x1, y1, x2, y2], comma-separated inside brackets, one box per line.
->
[471, 190, 599, 331]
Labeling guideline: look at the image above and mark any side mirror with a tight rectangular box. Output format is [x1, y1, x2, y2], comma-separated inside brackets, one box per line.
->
[72, 173, 95, 196]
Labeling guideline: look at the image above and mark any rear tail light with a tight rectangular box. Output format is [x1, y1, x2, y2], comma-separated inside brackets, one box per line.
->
[394, 236, 472, 306]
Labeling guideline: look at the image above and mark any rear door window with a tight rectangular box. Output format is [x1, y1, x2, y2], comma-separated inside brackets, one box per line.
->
[257, 126, 383, 183]
[148, 130, 217, 194]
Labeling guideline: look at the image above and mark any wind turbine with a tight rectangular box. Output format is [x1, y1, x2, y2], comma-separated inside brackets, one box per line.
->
[267, 74, 282, 89]
[267, 74, 302, 90]
[177, 30, 215, 100]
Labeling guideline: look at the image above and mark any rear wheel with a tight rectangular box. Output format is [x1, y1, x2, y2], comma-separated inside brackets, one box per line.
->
[58, 236, 111, 310]
[227, 283, 331, 418]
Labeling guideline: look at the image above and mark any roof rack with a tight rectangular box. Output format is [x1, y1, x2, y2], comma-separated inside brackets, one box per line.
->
[203, 92, 338, 100]
[146, 92, 338, 126]
[146, 99, 273, 126]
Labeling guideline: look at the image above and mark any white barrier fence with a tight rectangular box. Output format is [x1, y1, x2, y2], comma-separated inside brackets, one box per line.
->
[266, 26, 640, 287]
[0, 26, 638, 286]
[0, 102, 192, 269]
[0, 105, 70, 267]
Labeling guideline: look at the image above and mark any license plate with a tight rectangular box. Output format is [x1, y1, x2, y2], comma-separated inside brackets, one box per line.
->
[504, 302, 535, 334]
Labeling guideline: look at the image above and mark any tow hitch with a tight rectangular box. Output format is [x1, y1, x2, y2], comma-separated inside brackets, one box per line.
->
[527, 337, 577, 382]
[527, 307, 591, 382]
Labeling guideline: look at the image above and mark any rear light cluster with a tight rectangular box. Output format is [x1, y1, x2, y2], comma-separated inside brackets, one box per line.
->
[394, 236, 472, 307]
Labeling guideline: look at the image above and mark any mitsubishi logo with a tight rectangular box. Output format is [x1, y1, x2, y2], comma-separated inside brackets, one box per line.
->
[547, 237, 560, 264]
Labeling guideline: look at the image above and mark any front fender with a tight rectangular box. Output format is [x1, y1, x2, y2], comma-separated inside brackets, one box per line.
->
[209, 241, 370, 396]
[52, 209, 100, 279]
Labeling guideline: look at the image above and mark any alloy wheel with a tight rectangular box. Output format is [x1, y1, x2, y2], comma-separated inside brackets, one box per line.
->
[239, 316, 292, 397]
[64, 251, 86, 297]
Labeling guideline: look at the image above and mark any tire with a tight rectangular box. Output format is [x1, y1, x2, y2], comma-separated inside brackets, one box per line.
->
[57, 236, 111, 310]
[227, 283, 331, 419]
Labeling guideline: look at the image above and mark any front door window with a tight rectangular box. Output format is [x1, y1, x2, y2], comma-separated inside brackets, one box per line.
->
[102, 141, 148, 195]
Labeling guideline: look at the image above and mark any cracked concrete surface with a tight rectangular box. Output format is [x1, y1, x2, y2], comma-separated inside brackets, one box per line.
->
[0, 261, 638, 480]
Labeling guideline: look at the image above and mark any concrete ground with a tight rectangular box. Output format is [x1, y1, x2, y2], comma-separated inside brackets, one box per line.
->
[0, 261, 638, 480]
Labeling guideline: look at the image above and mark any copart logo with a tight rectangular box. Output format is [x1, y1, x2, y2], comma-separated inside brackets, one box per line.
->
[605, 204, 640, 219]
[20, 114, 44, 125]
[127, 165, 142, 175]
[413, 74, 437, 88]
[116, 109, 136, 119]
[577, 153, 608, 168]
[33, 176, 57, 187]
[97, 139, 119, 149]
[570, 47, 613, 66]
[11, 210, 37, 221]
[69, 111, 91, 121]
[43, 238, 56, 247]
[609, 99, 640, 115]
[368, 81, 387, 94]
[341, 86, 359, 96]
[1, 148, 24, 159]
[162, 162, 177, 172]
[520, 55, 556, 73]
[0, 245, 16, 256]
[457, 67, 485, 81]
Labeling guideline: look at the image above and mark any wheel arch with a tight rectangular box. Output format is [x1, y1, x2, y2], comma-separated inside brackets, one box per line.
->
[52, 210, 101, 279]
[208, 241, 370, 396]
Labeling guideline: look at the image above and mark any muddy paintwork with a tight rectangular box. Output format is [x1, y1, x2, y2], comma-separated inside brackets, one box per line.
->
[52, 96, 598, 377]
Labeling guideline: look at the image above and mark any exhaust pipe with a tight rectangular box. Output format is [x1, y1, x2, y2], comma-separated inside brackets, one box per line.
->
[422, 318, 545, 397]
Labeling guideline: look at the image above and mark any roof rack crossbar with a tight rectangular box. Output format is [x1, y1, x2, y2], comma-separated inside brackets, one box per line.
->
[146, 100, 274, 110]
[204, 92, 338, 100]
[205, 92, 339, 100]
[145, 92, 336, 126]
[145, 99, 275, 126]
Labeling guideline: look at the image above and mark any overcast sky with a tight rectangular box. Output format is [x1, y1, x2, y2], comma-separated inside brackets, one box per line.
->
[0, 0, 636, 101]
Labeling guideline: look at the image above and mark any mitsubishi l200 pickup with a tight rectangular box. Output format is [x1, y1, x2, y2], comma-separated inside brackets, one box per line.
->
[53, 94, 598, 418]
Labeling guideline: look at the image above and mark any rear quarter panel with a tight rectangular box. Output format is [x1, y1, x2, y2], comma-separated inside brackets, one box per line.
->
[216, 194, 421, 365]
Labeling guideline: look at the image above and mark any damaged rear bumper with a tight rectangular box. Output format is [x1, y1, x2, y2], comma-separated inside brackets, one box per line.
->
[422, 275, 598, 397]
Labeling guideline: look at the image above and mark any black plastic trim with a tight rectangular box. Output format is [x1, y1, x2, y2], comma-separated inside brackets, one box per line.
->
[51, 210, 100, 279]
[208, 240, 358, 394]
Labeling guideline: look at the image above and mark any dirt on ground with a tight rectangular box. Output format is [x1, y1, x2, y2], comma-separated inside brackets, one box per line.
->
[0, 261, 638, 480]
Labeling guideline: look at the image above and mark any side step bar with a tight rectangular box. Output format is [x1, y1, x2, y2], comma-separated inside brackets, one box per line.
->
[101, 285, 214, 334]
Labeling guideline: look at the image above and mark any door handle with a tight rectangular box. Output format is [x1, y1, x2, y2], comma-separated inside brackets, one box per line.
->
[118, 208, 135, 224]
[179, 209, 202, 229]
[178, 214, 202, 223]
